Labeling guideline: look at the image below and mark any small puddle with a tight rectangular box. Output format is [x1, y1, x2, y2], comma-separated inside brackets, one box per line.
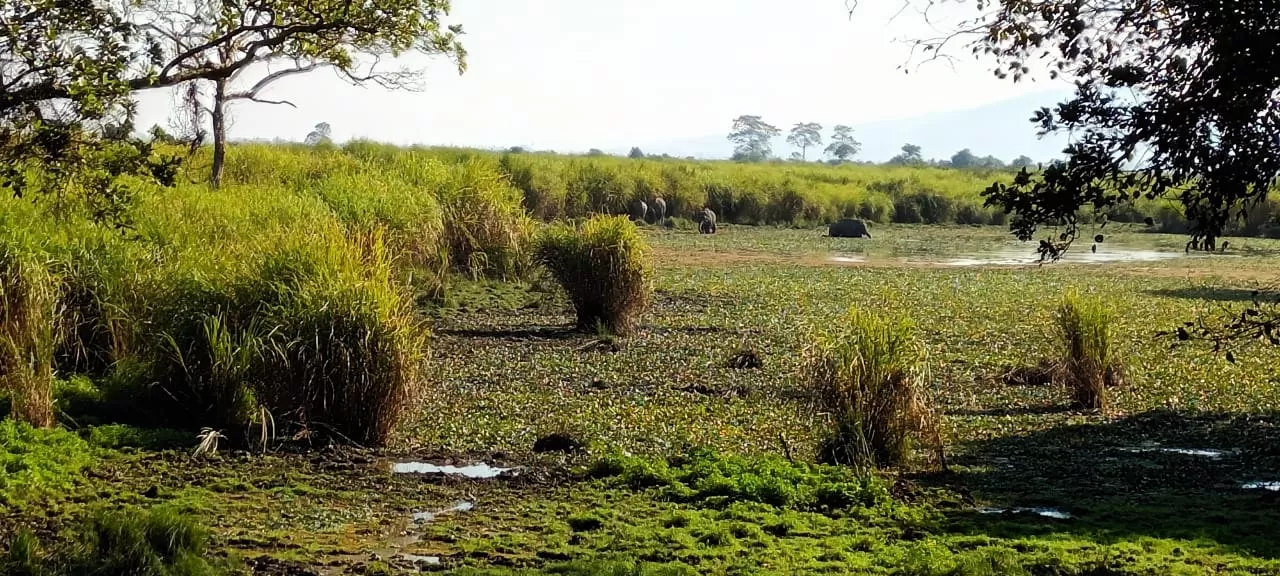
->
[392, 461, 512, 478]
[828, 254, 866, 264]
[412, 501, 475, 523]
[978, 507, 1073, 519]
[1118, 447, 1231, 459]
[920, 247, 1183, 267]
[399, 553, 442, 567]
[1242, 481, 1280, 491]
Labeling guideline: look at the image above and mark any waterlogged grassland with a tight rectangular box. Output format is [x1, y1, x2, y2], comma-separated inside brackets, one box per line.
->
[7, 224, 1280, 574]
[416, 225, 1280, 458]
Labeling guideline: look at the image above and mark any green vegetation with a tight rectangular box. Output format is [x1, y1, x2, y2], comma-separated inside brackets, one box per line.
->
[802, 306, 937, 468]
[2, 508, 224, 576]
[2, 142, 1280, 574]
[0, 420, 92, 506]
[535, 215, 652, 335]
[0, 245, 58, 427]
[1054, 288, 1125, 411]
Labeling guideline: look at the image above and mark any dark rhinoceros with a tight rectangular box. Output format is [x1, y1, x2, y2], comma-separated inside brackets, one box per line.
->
[828, 218, 871, 239]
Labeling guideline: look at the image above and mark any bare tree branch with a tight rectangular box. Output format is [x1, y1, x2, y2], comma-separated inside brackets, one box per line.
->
[231, 96, 297, 107]
[225, 62, 323, 99]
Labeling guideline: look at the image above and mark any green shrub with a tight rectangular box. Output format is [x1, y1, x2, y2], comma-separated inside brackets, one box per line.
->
[0, 245, 58, 428]
[802, 306, 937, 469]
[535, 216, 652, 336]
[1054, 288, 1123, 411]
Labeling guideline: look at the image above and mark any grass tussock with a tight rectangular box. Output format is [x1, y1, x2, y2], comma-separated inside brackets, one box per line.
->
[0, 246, 58, 428]
[146, 221, 427, 446]
[0, 180, 428, 447]
[2, 507, 223, 576]
[535, 215, 652, 336]
[1054, 287, 1124, 411]
[802, 306, 937, 469]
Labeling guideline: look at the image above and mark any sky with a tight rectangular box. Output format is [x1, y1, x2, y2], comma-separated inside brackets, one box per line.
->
[131, 0, 1074, 158]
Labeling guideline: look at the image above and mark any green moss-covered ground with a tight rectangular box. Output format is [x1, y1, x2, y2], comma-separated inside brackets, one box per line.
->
[5, 224, 1280, 575]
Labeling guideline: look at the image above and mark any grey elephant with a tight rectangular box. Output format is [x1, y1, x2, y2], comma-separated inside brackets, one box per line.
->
[649, 197, 667, 224]
[828, 218, 872, 239]
[630, 199, 648, 222]
[694, 207, 717, 234]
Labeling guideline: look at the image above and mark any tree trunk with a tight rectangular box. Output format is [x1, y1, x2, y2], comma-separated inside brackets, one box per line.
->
[210, 78, 228, 189]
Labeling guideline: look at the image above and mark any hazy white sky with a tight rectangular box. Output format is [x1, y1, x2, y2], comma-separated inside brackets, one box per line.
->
[133, 0, 1069, 153]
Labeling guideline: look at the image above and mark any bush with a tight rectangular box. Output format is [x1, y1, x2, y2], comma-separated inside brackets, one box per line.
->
[0, 245, 57, 428]
[802, 306, 937, 469]
[1054, 288, 1124, 411]
[535, 216, 652, 336]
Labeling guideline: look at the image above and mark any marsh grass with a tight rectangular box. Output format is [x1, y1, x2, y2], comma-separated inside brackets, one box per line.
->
[535, 215, 652, 336]
[1054, 287, 1124, 411]
[802, 306, 937, 469]
[0, 246, 58, 428]
[0, 182, 432, 447]
[2, 507, 220, 576]
[435, 159, 535, 280]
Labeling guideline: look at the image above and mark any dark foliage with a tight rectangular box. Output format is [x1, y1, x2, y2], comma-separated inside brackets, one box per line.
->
[911, 1, 1280, 256]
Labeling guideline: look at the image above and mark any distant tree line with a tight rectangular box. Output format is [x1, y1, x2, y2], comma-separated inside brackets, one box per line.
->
[717, 115, 1038, 170]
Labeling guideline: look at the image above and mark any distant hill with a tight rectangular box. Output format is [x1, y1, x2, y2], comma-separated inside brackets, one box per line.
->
[611, 89, 1075, 165]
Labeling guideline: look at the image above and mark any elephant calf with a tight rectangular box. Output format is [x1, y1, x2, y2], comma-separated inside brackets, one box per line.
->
[828, 218, 871, 239]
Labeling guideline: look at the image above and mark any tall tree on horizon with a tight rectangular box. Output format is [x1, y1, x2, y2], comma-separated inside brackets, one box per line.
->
[824, 125, 862, 163]
[786, 122, 824, 161]
[728, 115, 782, 162]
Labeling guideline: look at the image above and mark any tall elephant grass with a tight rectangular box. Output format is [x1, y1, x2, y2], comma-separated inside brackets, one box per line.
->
[535, 215, 652, 336]
[802, 306, 937, 469]
[181, 141, 1280, 236]
[133, 186, 428, 445]
[0, 181, 429, 446]
[1054, 288, 1124, 411]
[0, 245, 58, 428]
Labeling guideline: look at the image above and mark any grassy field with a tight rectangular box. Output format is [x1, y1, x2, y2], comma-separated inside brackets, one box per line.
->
[5, 222, 1280, 575]
[210, 142, 1280, 232]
